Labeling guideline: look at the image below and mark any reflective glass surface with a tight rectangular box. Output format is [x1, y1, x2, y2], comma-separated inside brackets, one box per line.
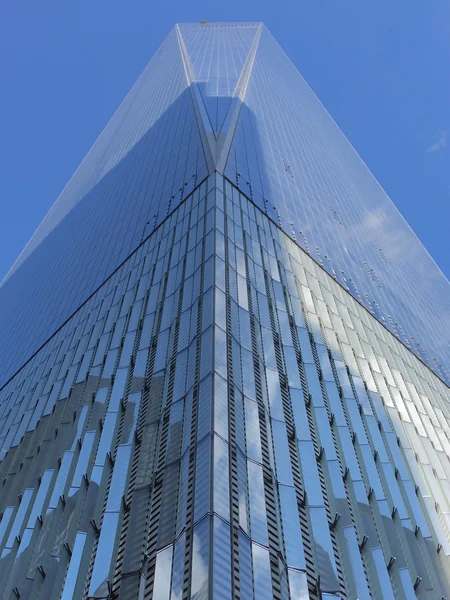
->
[4, 22, 447, 385]
[222, 25, 450, 382]
[0, 23, 449, 600]
[0, 26, 207, 385]
[177, 22, 259, 134]
[0, 174, 449, 598]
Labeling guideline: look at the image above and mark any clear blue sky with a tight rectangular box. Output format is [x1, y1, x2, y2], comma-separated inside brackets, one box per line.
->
[1, 0, 449, 282]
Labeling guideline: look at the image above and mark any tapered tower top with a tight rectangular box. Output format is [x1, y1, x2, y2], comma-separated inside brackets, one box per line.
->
[0, 21, 448, 387]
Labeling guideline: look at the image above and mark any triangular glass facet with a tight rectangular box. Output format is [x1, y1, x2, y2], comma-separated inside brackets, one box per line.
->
[177, 22, 260, 135]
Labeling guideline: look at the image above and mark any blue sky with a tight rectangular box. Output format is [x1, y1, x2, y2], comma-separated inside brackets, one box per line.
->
[0, 0, 449, 281]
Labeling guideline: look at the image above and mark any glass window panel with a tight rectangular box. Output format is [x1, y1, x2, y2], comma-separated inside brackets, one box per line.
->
[197, 376, 212, 440]
[272, 420, 293, 486]
[389, 386, 410, 423]
[237, 451, 249, 533]
[266, 368, 284, 421]
[119, 331, 137, 367]
[95, 411, 119, 467]
[288, 569, 309, 599]
[160, 294, 175, 331]
[15, 526, 33, 557]
[5, 488, 33, 549]
[105, 445, 132, 512]
[171, 533, 186, 600]
[213, 517, 232, 600]
[200, 327, 213, 380]
[290, 388, 311, 442]
[239, 307, 251, 351]
[309, 506, 339, 592]
[298, 440, 323, 506]
[371, 547, 395, 600]
[242, 348, 256, 400]
[237, 274, 249, 310]
[352, 376, 374, 416]
[314, 406, 336, 459]
[71, 431, 96, 489]
[231, 338, 243, 392]
[278, 311, 293, 347]
[298, 327, 314, 364]
[261, 328, 276, 370]
[365, 416, 389, 462]
[214, 327, 228, 379]
[108, 367, 128, 411]
[337, 426, 362, 481]
[27, 394, 47, 433]
[88, 511, 120, 597]
[216, 256, 226, 291]
[230, 299, 240, 342]
[214, 375, 229, 441]
[111, 316, 126, 349]
[187, 340, 197, 393]
[403, 480, 430, 538]
[245, 398, 262, 462]
[178, 310, 191, 351]
[405, 400, 427, 437]
[182, 391, 193, 454]
[279, 485, 305, 569]
[202, 288, 214, 332]
[252, 543, 273, 600]
[67, 404, 89, 453]
[194, 438, 211, 522]
[229, 265, 238, 303]
[284, 346, 301, 388]
[359, 445, 384, 500]
[399, 567, 417, 598]
[214, 436, 230, 520]
[122, 391, 141, 446]
[173, 349, 188, 402]
[304, 363, 325, 407]
[48, 451, 75, 510]
[238, 531, 254, 600]
[334, 360, 353, 398]
[191, 517, 210, 599]
[154, 329, 169, 372]
[94, 334, 109, 365]
[0, 506, 14, 546]
[248, 460, 268, 545]
[44, 378, 63, 415]
[153, 545, 173, 600]
[27, 469, 54, 527]
[76, 348, 93, 383]
[60, 532, 87, 600]
[343, 526, 371, 600]
[381, 463, 408, 519]
[94, 386, 109, 405]
[175, 454, 189, 537]
[215, 288, 226, 330]
[347, 400, 368, 444]
[164, 402, 183, 465]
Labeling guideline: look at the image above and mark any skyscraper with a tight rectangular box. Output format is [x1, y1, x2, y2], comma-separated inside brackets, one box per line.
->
[0, 20, 449, 599]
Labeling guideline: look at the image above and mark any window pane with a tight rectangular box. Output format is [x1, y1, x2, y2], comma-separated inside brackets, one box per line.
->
[153, 545, 173, 600]
[191, 518, 210, 599]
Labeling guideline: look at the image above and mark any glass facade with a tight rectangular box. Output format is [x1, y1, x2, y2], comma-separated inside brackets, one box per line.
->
[223, 26, 450, 384]
[0, 27, 208, 387]
[0, 22, 449, 600]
